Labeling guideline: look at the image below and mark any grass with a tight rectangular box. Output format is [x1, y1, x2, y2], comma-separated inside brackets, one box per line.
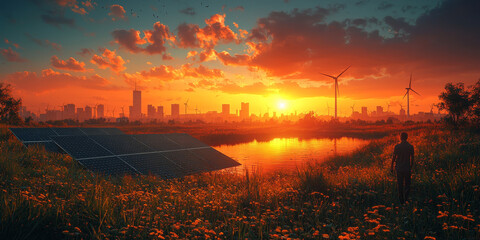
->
[0, 124, 479, 239]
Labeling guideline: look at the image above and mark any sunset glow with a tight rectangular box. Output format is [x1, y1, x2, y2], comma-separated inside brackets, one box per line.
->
[1, 0, 479, 117]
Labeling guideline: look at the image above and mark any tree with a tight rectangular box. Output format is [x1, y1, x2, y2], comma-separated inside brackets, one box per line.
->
[469, 79, 480, 123]
[0, 82, 23, 125]
[437, 82, 471, 126]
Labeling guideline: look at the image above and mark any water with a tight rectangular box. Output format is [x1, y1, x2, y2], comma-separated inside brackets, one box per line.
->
[214, 137, 370, 173]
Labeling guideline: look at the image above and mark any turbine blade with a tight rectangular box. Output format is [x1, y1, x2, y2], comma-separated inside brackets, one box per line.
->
[320, 73, 336, 79]
[411, 89, 421, 96]
[409, 73, 412, 88]
[403, 90, 408, 99]
[337, 65, 351, 78]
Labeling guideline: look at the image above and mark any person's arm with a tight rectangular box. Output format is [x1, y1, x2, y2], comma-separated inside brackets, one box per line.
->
[410, 146, 415, 170]
[391, 148, 397, 173]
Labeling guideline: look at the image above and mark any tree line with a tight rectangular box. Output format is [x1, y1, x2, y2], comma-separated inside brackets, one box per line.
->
[1, 79, 480, 126]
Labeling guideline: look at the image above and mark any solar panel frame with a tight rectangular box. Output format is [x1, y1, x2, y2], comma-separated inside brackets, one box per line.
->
[9, 128, 57, 142]
[78, 156, 138, 175]
[51, 135, 113, 159]
[160, 150, 211, 175]
[164, 133, 210, 148]
[88, 135, 153, 155]
[51, 127, 86, 136]
[132, 134, 183, 151]
[119, 153, 184, 178]
[189, 147, 241, 171]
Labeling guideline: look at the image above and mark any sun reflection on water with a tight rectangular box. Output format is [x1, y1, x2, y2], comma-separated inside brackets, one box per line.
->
[215, 137, 370, 173]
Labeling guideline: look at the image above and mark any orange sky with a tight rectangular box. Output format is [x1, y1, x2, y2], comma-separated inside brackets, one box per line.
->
[1, 0, 479, 117]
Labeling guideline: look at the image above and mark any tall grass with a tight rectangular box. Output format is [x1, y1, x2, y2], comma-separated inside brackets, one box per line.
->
[0, 125, 479, 239]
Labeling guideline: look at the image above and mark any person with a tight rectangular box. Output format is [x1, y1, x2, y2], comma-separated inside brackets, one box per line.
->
[391, 132, 414, 204]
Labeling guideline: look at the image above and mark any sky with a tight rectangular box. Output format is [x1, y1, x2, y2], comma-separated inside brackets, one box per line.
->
[1, 0, 479, 117]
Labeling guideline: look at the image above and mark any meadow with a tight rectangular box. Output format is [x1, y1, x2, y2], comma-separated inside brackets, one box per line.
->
[0, 124, 479, 239]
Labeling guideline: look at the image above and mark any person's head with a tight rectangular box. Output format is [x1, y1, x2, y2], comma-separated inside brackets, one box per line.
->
[400, 132, 408, 141]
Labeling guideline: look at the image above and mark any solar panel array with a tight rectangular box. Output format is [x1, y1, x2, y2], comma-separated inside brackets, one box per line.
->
[9, 127, 125, 152]
[51, 133, 240, 178]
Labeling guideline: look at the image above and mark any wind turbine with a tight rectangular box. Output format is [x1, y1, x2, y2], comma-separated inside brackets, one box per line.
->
[403, 73, 421, 117]
[184, 98, 189, 115]
[320, 66, 351, 119]
[350, 104, 355, 115]
[326, 102, 333, 116]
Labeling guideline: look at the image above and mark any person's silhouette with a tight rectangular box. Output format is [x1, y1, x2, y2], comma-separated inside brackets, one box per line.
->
[391, 132, 414, 204]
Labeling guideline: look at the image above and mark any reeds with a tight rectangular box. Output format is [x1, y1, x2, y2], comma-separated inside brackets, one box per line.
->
[0, 125, 479, 239]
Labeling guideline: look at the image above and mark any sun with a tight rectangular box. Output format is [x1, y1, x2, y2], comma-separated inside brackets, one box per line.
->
[277, 100, 287, 110]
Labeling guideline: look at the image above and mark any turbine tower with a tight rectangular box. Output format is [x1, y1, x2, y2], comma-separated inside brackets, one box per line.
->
[403, 73, 420, 117]
[320, 66, 351, 119]
[184, 98, 189, 115]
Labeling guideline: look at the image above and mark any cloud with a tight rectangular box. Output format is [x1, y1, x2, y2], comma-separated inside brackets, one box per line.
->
[41, 9, 75, 28]
[50, 55, 87, 71]
[0, 48, 28, 62]
[215, 50, 250, 66]
[51, 0, 93, 15]
[176, 13, 238, 49]
[180, 7, 195, 16]
[90, 48, 126, 72]
[123, 64, 224, 88]
[77, 48, 93, 56]
[4, 39, 20, 48]
[109, 4, 126, 21]
[230, 6, 244, 12]
[112, 22, 174, 55]
[238, 0, 480, 92]
[4, 69, 122, 93]
[25, 34, 62, 51]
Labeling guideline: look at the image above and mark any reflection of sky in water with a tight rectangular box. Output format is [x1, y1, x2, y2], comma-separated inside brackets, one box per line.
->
[215, 137, 370, 173]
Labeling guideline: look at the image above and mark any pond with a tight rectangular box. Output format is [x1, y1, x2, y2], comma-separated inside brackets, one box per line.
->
[214, 137, 371, 173]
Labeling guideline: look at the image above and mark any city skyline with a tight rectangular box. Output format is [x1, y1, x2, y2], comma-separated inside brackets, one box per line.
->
[2, 0, 480, 116]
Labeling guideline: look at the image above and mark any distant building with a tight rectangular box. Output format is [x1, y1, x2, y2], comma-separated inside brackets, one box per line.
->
[171, 104, 180, 117]
[130, 89, 142, 119]
[222, 104, 230, 115]
[376, 106, 383, 116]
[97, 104, 104, 119]
[361, 107, 368, 117]
[240, 102, 249, 119]
[84, 106, 92, 120]
[157, 106, 164, 118]
[147, 104, 156, 118]
[77, 108, 84, 122]
[64, 104, 75, 119]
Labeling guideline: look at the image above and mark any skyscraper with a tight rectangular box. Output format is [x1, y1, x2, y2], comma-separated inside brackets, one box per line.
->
[222, 104, 230, 115]
[97, 104, 104, 119]
[84, 106, 92, 119]
[157, 106, 164, 118]
[130, 89, 142, 119]
[240, 102, 249, 119]
[64, 104, 75, 119]
[171, 104, 180, 117]
[147, 104, 156, 118]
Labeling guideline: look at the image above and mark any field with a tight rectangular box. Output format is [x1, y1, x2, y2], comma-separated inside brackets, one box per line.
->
[0, 124, 479, 239]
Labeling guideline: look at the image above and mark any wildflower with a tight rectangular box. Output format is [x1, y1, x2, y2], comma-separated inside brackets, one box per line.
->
[424, 236, 436, 240]
[322, 233, 330, 238]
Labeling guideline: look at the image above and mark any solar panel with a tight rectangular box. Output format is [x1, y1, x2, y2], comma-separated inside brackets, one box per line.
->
[51, 127, 86, 136]
[78, 157, 139, 175]
[9, 128, 57, 142]
[89, 135, 152, 155]
[164, 133, 209, 148]
[24, 141, 63, 153]
[100, 128, 124, 135]
[10, 128, 240, 178]
[132, 134, 182, 151]
[119, 153, 184, 178]
[78, 128, 109, 135]
[160, 150, 211, 175]
[51, 135, 112, 159]
[189, 148, 241, 171]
